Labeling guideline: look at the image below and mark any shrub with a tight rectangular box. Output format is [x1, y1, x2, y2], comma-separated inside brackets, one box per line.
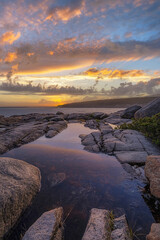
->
[119, 113, 160, 146]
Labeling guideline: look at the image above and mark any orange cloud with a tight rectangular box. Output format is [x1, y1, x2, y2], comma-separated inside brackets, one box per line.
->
[84, 68, 147, 79]
[48, 51, 54, 55]
[5, 52, 17, 63]
[0, 31, 21, 45]
[45, 1, 85, 22]
[12, 64, 19, 71]
[27, 52, 35, 57]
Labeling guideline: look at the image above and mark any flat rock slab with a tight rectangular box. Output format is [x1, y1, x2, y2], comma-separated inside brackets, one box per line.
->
[147, 223, 160, 240]
[115, 151, 148, 165]
[145, 156, 160, 199]
[0, 157, 41, 239]
[22, 208, 63, 240]
[82, 208, 111, 240]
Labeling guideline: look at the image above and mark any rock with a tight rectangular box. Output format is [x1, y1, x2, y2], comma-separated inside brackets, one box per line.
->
[121, 105, 141, 119]
[122, 164, 147, 181]
[111, 214, 132, 240]
[145, 156, 160, 198]
[56, 111, 64, 115]
[91, 112, 108, 119]
[84, 120, 99, 129]
[81, 133, 95, 146]
[45, 130, 58, 138]
[82, 209, 131, 240]
[50, 116, 64, 122]
[79, 134, 87, 140]
[22, 208, 63, 240]
[115, 151, 148, 165]
[0, 128, 6, 133]
[0, 157, 41, 239]
[147, 223, 160, 240]
[99, 123, 113, 135]
[84, 144, 100, 153]
[134, 97, 160, 119]
[47, 173, 66, 187]
[82, 208, 111, 240]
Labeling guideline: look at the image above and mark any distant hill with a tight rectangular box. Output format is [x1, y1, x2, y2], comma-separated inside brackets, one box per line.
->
[59, 96, 158, 108]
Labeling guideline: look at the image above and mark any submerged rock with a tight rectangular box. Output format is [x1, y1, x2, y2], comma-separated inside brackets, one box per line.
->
[121, 105, 141, 119]
[22, 208, 63, 240]
[47, 172, 66, 187]
[0, 157, 41, 239]
[134, 97, 160, 119]
[147, 223, 160, 240]
[145, 156, 160, 199]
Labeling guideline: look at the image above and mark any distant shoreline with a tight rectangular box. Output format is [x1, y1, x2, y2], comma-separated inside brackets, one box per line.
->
[58, 96, 158, 108]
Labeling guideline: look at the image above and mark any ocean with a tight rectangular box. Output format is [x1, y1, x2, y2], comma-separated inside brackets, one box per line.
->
[0, 107, 124, 117]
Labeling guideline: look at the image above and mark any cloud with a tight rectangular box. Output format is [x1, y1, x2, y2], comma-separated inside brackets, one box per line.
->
[48, 51, 54, 55]
[4, 52, 18, 63]
[84, 67, 147, 79]
[0, 31, 21, 45]
[1, 37, 159, 75]
[45, 0, 85, 22]
[27, 52, 35, 57]
[0, 74, 97, 95]
[105, 78, 160, 97]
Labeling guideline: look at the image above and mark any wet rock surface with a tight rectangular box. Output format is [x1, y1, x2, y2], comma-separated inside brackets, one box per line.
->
[22, 208, 63, 240]
[145, 156, 160, 199]
[0, 157, 41, 239]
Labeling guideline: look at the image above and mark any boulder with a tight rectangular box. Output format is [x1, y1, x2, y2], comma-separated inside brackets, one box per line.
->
[45, 130, 58, 138]
[0, 157, 41, 239]
[134, 97, 160, 119]
[91, 112, 108, 119]
[81, 133, 95, 146]
[147, 223, 160, 240]
[56, 111, 64, 115]
[82, 208, 111, 240]
[145, 156, 160, 198]
[22, 208, 63, 240]
[121, 105, 141, 119]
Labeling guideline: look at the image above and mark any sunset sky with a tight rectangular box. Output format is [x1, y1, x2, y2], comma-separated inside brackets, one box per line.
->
[0, 0, 160, 106]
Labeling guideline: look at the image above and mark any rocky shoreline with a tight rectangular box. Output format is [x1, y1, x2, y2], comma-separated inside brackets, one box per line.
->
[0, 98, 160, 239]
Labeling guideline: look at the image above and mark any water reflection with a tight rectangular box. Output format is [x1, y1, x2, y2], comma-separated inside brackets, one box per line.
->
[2, 124, 154, 240]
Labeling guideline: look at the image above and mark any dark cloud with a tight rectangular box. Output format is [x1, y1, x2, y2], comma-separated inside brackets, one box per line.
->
[0, 75, 97, 95]
[105, 78, 160, 97]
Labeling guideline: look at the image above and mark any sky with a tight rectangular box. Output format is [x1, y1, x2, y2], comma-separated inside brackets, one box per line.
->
[0, 0, 160, 106]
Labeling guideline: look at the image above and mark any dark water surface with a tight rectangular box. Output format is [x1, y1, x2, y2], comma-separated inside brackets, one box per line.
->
[2, 124, 155, 240]
[0, 107, 124, 117]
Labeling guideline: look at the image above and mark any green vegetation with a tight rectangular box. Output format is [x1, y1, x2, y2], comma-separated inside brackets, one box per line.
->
[119, 113, 160, 146]
[108, 211, 114, 232]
